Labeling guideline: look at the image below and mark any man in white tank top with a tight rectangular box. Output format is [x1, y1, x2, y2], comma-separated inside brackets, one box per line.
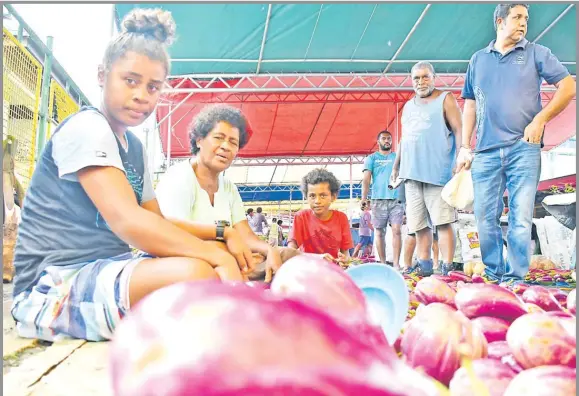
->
[391, 62, 463, 276]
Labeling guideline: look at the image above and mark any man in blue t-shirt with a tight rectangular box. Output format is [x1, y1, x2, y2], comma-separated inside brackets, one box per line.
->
[361, 130, 403, 268]
[456, 4, 576, 284]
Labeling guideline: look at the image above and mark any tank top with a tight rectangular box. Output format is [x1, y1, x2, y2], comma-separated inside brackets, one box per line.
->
[399, 91, 456, 186]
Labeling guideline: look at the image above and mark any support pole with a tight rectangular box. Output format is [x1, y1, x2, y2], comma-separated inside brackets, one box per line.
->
[349, 155, 354, 202]
[36, 36, 54, 159]
[17, 24, 23, 42]
[350, 155, 354, 227]
[289, 189, 293, 230]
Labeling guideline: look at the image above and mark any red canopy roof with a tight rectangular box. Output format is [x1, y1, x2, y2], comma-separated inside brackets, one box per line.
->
[156, 76, 576, 158]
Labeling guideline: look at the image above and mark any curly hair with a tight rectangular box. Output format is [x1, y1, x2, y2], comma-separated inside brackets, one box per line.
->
[189, 104, 251, 155]
[103, 8, 176, 74]
[301, 168, 342, 196]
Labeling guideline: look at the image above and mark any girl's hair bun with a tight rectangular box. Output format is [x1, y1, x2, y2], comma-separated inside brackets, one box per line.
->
[122, 8, 176, 46]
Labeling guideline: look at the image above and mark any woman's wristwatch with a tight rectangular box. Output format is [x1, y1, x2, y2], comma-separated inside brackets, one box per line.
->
[215, 220, 230, 242]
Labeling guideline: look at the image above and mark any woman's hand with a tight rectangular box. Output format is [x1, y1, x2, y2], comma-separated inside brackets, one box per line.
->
[224, 227, 254, 274]
[205, 247, 245, 281]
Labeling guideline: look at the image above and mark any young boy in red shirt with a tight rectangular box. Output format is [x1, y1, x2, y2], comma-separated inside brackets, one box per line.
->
[288, 169, 354, 263]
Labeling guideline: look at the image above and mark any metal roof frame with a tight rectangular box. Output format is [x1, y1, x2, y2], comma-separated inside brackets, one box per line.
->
[383, 4, 431, 74]
[161, 73, 563, 95]
[255, 4, 272, 74]
[532, 4, 575, 43]
[230, 154, 366, 167]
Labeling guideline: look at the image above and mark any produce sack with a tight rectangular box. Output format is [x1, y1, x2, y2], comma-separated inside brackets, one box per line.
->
[441, 170, 474, 211]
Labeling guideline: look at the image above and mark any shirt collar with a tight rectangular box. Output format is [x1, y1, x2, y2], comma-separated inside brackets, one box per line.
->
[485, 38, 528, 53]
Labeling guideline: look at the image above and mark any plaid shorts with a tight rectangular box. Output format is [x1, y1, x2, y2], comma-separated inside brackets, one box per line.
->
[11, 252, 150, 342]
[371, 199, 404, 229]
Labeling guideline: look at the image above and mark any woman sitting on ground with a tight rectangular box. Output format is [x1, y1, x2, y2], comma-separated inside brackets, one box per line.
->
[156, 104, 283, 276]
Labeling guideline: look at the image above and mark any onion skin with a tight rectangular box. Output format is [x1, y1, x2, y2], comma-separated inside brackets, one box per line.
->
[455, 284, 527, 322]
[449, 358, 516, 396]
[401, 303, 487, 386]
[431, 275, 454, 283]
[504, 365, 576, 396]
[414, 277, 457, 307]
[567, 289, 576, 314]
[270, 255, 368, 325]
[471, 274, 485, 283]
[545, 311, 574, 319]
[547, 288, 568, 303]
[524, 303, 545, 314]
[448, 271, 471, 282]
[487, 341, 511, 360]
[471, 316, 509, 343]
[110, 281, 447, 396]
[506, 313, 576, 369]
[522, 286, 563, 312]
[511, 283, 529, 295]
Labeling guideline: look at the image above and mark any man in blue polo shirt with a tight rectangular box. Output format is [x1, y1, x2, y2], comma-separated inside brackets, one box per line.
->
[362, 130, 403, 268]
[456, 4, 576, 284]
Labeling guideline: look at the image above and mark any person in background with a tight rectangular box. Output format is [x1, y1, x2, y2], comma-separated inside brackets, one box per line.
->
[10, 9, 251, 342]
[268, 218, 279, 247]
[251, 207, 268, 235]
[277, 219, 284, 246]
[288, 168, 353, 263]
[352, 201, 373, 258]
[246, 208, 254, 225]
[361, 130, 403, 269]
[391, 61, 462, 276]
[404, 229, 440, 272]
[398, 178, 441, 272]
[457, 4, 575, 284]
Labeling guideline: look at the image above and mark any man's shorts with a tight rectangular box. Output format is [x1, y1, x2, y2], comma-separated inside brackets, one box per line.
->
[358, 235, 373, 247]
[405, 180, 457, 234]
[11, 252, 150, 342]
[371, 199, 404, 229]
[408, 226, 439, 241]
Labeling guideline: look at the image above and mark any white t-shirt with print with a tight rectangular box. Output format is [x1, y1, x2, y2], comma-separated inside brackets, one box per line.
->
[155, 160, 246, 226]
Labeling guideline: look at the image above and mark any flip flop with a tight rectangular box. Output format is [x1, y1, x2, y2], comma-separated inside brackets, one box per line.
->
[345, 263, 409, 345]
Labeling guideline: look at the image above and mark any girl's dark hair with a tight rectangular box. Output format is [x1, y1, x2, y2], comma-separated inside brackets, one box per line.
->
[189, 104, 251, 155]
[103, 8, 176, 74]
[301, 168, 342, 196]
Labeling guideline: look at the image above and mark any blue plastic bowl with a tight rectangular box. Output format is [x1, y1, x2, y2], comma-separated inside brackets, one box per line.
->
[345, 263, 409, 345]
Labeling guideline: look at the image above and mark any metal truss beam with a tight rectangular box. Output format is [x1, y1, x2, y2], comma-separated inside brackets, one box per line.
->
[171, 155, 366, 167]
[157, 85, 566, 108]
[160, 91, 416, 104]
[533, 4, 574, 43]
[230, 155, 367, 167]
[161, 73, 567, 96]
[237, 183, 362, 193]
[168, 155, 367, 169]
